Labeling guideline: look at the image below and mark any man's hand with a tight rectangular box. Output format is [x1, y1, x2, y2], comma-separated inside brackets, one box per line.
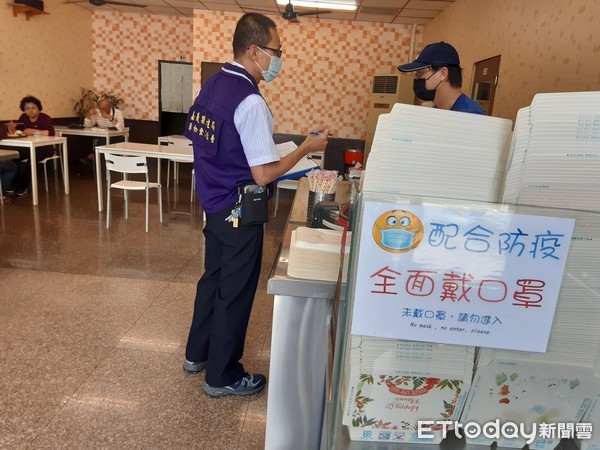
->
[303, 125, 330, 155]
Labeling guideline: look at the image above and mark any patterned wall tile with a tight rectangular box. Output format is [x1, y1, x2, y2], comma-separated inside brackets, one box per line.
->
[191, 11, 419, 139]
[93, 10, 418, 138]
[422, 0, 600, 122]
[92, 11, 193, 121]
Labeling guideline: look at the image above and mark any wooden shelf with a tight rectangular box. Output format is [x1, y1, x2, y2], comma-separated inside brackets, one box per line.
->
[8, 3, 48, 20]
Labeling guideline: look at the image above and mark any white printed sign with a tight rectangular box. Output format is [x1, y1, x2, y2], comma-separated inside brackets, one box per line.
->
[350, 201, 575, 352]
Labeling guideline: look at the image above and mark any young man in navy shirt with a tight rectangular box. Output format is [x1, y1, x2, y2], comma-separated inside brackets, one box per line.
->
[398, 41, 485, 115]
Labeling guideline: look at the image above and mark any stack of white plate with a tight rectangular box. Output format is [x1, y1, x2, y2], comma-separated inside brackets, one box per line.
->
[363, 103, 513, 202]
[342, 334, 475, 444]
[287, 227, 350, 282]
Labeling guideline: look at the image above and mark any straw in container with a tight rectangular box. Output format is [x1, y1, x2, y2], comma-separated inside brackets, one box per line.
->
[307, 169, 340, 194]
[306, 169, 341, 224]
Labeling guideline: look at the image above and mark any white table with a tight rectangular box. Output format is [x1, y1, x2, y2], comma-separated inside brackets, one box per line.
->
[157, 134, 191, 147]
[55, 125, 130, 143]
[0, 136, 69, 206]
[94, 142, 193, 212]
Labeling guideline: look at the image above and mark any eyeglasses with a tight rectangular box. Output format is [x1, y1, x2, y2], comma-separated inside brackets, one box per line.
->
[259, 45, 283, 58]
[413, 67, 434, 79]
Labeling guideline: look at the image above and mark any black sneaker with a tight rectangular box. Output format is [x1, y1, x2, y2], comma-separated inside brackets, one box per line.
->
[182, 359, 207, 373]
[204, 373, 266, 398]
[15, 187, 27, 197]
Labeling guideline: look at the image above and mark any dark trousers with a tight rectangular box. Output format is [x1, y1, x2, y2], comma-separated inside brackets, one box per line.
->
[185, 203, 264, 387]
[13, 146, 55, 189]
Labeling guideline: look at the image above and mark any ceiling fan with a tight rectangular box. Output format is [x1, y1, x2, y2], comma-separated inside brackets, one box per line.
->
[64, 0, 147, 7]
[279, 1, 331, 22]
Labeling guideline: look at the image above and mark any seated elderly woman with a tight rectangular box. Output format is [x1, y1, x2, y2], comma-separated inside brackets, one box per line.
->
[8, 95, 55, 137]
[6, 96, 56, 196]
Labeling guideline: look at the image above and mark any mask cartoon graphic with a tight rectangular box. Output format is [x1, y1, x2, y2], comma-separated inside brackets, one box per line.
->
[372, 210, 424, 253]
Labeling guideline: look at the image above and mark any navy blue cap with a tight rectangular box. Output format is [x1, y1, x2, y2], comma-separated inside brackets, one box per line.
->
[397, 41, 460, 72]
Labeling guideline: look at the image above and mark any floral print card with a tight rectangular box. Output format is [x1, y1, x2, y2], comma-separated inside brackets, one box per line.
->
[461, 360, 597, 450]
[344, 372, 470, 444]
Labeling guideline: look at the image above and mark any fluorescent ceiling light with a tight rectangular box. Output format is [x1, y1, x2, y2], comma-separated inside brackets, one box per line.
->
[276, 0, 357, 11]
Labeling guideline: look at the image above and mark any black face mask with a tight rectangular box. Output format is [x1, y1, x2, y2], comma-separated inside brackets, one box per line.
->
[412, 78, 436, 102]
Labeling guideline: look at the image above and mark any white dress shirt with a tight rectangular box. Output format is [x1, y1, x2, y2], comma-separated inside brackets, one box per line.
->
[84, 107, 125, 132]
[229, 61, 280, 167]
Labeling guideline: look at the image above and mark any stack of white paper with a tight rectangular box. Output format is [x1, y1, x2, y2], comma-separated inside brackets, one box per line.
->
[276, 141, 320, 182]
[363, 103, 513, 202]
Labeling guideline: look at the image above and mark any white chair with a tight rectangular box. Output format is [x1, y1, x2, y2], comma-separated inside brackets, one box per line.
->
[158, 137, 193, 188]
[273, 179, 299, 217]
[166, 157, 194, 188]
[104, 152, 162, 233]
[273, 152, 324, 217]
[39, 149, 63, 192]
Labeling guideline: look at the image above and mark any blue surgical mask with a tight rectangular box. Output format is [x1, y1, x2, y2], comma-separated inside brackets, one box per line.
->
[379, 228, 416, 251]
[255, 47, 282, 83]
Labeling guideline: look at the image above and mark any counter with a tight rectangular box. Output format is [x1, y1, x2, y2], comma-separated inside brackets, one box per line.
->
[265, 178, 348, 450]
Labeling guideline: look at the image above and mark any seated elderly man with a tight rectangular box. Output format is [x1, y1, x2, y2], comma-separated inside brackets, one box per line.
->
[84, 98, 125, 131]
[81, 98, 125, 164]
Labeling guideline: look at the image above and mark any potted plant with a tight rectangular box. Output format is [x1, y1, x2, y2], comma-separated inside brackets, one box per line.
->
[73, 88, 125, 122]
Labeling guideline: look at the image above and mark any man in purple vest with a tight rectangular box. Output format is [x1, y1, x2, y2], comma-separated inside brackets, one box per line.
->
[182, 13, 329, 397]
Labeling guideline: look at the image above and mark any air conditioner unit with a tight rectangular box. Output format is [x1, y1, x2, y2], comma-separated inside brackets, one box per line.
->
[364, 73, 414, 163]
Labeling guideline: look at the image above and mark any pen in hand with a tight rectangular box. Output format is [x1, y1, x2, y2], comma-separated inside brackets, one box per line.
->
[309, 131, 333, 136]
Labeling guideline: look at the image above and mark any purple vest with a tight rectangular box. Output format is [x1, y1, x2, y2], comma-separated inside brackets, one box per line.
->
[184, 63, 261, 213]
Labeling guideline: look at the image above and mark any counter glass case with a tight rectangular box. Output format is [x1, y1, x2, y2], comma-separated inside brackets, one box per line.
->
[327, 190, 597, 450]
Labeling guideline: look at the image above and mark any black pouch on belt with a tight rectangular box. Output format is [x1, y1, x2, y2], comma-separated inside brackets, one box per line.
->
[238, 183, 269, 225]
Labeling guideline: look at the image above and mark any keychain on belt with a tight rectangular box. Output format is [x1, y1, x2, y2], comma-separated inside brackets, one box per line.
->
[225, 202, 241, 228]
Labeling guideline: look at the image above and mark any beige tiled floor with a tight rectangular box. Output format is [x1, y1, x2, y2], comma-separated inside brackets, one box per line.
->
[0, 165, 291, 449]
